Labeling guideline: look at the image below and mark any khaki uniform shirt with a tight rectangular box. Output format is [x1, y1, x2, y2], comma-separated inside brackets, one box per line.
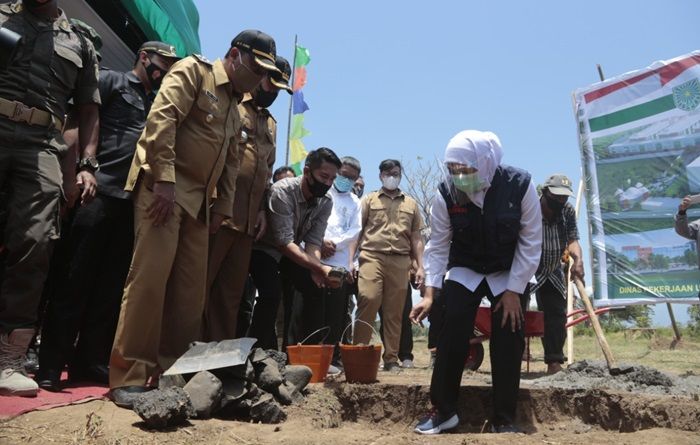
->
[0, 2, 100, 122]
[221, 94, 276, 236]
[359, 189, 424, 255]
[125, 56, 241, 222]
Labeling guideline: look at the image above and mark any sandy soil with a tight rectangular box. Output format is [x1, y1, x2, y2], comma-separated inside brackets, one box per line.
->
[2, 336, 700, 444]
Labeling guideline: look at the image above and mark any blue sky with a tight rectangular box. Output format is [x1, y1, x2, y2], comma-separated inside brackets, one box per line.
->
[194, 0, 699, 325]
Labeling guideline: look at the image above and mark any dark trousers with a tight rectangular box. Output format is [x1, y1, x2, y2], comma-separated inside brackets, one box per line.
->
[235, 276, 257, 338]
[535, 279, 566, 364]
[280, 259, 348, 351]
[0, 128, 63, 332]
[248, 250, 283, 350]
[427, 288, 444, 350]
[40, 194, 133, 372]
[379, 284, 414, 361]
[430, 279, 526, 426]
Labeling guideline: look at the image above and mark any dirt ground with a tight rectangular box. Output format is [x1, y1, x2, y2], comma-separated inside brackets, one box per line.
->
[1, 333, 700, 445]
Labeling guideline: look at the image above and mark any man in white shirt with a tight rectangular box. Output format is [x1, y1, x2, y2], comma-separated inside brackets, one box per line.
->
[320, 156, 362, 368]
[411, 130, 542, 435]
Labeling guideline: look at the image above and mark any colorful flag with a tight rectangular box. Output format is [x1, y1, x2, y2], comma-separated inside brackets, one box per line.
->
[288, 44, 312, 174]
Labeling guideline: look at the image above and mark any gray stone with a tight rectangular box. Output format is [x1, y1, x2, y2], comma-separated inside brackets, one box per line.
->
[250, 348, 268, 363]
[265, 349, 287, 372]
[221, 377, 247, 400]
[256, 357, 284, 391]
[269, 380, 304, 406]
[183, 371, 223, 419]
[283, 365, 312, 392]
[246, 382, 262, 401]
[158, 373, 186, 389]
[250, 393, 287, 424]
[132, 387, 194, 429]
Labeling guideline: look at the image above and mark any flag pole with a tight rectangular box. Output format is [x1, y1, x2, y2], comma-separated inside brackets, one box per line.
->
[285, 34, 297, 166]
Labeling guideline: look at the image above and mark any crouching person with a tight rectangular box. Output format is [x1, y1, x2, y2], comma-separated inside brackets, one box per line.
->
[411, 130, 542, 434]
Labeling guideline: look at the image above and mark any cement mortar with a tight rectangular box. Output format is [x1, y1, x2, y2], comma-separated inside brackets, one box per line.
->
[529, 360, 700, 398]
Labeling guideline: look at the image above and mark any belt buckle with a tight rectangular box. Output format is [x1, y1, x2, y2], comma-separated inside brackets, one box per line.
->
[11, 101, 32, 124]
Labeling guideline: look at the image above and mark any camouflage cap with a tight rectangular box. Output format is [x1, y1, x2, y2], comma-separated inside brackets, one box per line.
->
[138, 41, 180, 60]
[70, 18, 102, 60]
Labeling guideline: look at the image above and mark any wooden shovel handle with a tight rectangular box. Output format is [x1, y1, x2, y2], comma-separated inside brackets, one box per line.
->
[574, 278, 619, 372]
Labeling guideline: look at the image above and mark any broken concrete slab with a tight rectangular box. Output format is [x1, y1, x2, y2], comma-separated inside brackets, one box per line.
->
[183, 371, 223, 419]
[250, 393, 287, 424]
[132, 387, 194, 429]
[283, 365, 313, 392]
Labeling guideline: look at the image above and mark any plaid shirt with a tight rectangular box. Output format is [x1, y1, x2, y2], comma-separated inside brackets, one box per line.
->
[531, 202, 579, 296]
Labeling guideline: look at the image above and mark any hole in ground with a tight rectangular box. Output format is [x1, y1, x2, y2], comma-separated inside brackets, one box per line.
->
[316, 383, 700, 433]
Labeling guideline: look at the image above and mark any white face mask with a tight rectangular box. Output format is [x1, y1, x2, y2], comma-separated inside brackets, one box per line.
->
[381, 176, 400, 191]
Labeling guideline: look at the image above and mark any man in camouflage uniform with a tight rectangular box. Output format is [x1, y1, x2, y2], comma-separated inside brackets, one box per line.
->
[109, 30, 280, 408]
[0, 0, 100, 397]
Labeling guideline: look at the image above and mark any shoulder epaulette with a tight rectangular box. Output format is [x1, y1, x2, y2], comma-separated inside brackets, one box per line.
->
[192, 54, 212, 65]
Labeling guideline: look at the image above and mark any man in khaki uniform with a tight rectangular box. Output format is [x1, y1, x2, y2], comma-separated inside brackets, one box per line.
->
[204, 55, 293, 341]
[352, 159, 425, 370]
[0, 0, 100, 397]
[109, 30, 280, 408]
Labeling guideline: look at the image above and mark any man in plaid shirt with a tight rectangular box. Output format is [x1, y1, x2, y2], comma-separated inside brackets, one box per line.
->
[532, 174, 584, 374]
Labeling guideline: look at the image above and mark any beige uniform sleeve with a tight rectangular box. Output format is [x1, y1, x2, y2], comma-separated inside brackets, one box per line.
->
[142, 58, 201, 183]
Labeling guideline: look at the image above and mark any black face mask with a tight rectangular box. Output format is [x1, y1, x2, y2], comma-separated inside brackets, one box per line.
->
[352, 184, 364, 198]
[544, 193, 565, 213]
[145, 57, 165, 90]
[306, 173, 331, 198]
[23, 0, 50, 10]
[253, 87, 279, 108]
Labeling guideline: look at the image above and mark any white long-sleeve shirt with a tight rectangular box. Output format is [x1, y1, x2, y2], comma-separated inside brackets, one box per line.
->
[322, 186, 362, 269]
[423, 182, 542, 295]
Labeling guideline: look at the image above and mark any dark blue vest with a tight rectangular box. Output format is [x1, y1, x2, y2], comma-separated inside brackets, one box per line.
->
[438, 165, 531, 274]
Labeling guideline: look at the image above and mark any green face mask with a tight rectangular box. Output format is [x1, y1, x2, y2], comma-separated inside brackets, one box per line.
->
[452, 172, 483, 193]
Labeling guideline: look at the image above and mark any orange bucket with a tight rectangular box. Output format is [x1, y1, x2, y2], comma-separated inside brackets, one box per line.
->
[340, 344, 382, 383]
[286, 344, 334, 383]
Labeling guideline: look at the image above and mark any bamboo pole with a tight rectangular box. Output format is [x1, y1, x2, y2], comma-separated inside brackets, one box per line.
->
[566, 178, 585, 364]
[285, 34, 298, 166]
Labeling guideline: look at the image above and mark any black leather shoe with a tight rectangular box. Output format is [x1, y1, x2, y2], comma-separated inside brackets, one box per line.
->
[490, 423, 523, 433]
[35, 368, 62, 392]
[69, 364, 109, 385]
[110, 385, 152, 409]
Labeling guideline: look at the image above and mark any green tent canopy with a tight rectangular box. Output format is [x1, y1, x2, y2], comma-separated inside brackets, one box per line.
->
[120, 0, 201, 57]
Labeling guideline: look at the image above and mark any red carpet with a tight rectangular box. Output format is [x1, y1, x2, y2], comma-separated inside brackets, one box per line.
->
[0, 373, 109, 419]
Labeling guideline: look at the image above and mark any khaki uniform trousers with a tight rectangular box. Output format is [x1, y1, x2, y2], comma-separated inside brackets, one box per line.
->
[203, 227, 254, 341]
[109, 182, 208, 388]
[355, 250, 411, 365]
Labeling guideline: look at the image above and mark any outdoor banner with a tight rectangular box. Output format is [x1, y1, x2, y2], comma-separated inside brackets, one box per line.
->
[574, 50, 700, 306]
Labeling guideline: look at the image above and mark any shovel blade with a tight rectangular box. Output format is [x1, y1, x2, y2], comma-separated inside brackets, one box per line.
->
[163, 337, 257, 376]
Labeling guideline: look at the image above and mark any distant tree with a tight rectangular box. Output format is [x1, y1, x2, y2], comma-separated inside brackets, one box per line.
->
[687, 305, 700, 337]
[401, 156, 442, 232]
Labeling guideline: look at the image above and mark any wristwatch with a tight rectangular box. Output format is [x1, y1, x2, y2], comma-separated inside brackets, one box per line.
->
[78, 156, 99, 173]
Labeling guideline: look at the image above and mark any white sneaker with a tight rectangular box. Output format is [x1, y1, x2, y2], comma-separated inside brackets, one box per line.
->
[0, 329, 39, 397]
[327, 364, 342, 376]
[401, 359, 414, 369]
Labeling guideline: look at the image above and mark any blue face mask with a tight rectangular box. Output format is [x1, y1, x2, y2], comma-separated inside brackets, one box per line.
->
[334, 175, 355, 193]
